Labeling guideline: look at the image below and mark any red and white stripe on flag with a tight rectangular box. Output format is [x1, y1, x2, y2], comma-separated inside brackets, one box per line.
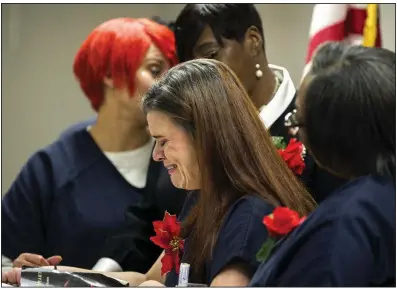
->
[302, 4, 382, 80]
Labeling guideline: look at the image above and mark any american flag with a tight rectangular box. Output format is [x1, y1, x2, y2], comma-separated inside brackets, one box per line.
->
[302, 4, 382, 79]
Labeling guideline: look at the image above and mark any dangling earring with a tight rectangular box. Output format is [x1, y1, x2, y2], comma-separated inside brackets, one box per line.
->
[255, 64, 263, 78]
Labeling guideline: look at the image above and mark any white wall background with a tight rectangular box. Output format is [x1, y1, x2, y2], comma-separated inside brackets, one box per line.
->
[2, 4, 396, 194]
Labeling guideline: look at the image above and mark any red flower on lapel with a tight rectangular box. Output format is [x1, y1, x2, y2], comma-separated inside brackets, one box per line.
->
[150, 212, 184, 275]
[257, 206, 306, 262]
[262, 207, 304, 237]
[278, 138, 306, 175]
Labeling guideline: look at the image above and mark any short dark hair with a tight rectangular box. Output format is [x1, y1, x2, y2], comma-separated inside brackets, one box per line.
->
[150, 16, 175, 32]
[174, 4, 264, 62]
[311, 41, 352, 72]
[303, 42, 395, 180]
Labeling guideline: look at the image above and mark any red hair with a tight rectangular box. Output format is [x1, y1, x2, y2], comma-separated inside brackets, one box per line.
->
[73, 18, 178, 111]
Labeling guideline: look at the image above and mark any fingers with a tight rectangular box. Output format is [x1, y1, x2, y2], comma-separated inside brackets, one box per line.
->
[13, 253, 50, 268]
[13, 259, 37, 268]
[4, 255, 62, 286]
[47, 255, 62, 266]
[2, 268, 21, 285]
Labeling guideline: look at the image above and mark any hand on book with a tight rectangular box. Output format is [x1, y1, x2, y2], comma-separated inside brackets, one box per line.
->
[13, 253, 62, 268]
[2, 268, 21, 286]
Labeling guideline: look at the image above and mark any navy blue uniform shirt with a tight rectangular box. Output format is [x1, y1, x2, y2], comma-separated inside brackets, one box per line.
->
[165, 192, 274, 286]
[2, 123, 144, 268]
[250, 176, 396, 286]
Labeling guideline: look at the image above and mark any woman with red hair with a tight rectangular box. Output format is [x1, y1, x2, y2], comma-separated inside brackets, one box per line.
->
[2, 17, 183, 271]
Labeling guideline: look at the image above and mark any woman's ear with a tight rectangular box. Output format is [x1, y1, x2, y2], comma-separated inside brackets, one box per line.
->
[103, 77, 114, 89]
[244, 26, 263, 57]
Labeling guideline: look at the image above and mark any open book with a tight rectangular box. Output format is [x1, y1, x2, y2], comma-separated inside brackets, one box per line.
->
[18, 267, 128, 287]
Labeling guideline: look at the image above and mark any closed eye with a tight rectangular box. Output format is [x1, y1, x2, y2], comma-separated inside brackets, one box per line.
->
[204, 51, 218, 59]
[149, 64, 163, 78]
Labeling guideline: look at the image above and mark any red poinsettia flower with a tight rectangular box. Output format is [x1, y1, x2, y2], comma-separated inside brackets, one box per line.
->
[150, 212, 184, 275]
[257, 206, 306, 262]
[278, 138, 305, 175]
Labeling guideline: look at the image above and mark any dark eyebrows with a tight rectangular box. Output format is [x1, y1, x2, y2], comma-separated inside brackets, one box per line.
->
[144, 57, 166, 65]
[194, 42, 218, 54]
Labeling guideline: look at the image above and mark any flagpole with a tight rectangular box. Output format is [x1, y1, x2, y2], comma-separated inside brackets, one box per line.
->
[363, 4, 378, 47]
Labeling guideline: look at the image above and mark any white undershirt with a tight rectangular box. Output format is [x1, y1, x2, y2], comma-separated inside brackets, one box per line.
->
[88, 126, 154, 272]
[259, 64, 296, 129]
[87, 126, 153, 189]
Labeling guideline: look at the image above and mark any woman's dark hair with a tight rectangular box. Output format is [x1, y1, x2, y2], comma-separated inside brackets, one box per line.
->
[142, 58, 316, 278]
[150, 16, 175, 32]
[302, 42, 395, 180]
[174, 4, 264, 62]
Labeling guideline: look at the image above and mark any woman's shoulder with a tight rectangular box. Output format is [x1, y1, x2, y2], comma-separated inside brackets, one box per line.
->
[249, 177, 395, 286]
[345, 176, 394, 216]
[337, 176, 395, 239]
[296, 176, 395, 260]
[46, 122, 109, 185]
[339, 175, 395, 198]
[315, 176, 395, 225]
[227, 195, 274, 218]
[8, 123, 110, 200]
[58, 118, 96, 138]
[231, 195, 274, 211]
[219, 195, 274, 236]
[209, 195, 274, 282]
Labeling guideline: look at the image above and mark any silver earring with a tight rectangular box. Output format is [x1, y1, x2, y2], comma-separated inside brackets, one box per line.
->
[255, 64, 263, 78]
